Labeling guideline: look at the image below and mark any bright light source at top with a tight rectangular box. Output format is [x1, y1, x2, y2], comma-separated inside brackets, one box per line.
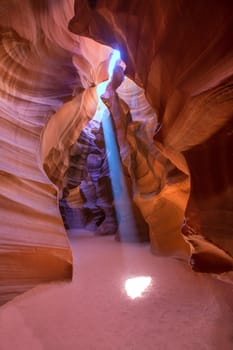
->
[94, 49, 122, 121]
[108, 49, 121, 80]
[125, 276, 152, 299]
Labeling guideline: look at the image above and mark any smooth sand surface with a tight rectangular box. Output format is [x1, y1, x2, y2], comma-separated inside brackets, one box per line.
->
[0, 233, 232, 350]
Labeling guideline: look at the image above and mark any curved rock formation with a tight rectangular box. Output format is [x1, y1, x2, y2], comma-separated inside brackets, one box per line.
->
[0, 0, 111, 305]
[0, 0, 135, 305]
[0, 0, 79, 305]
[69, 0, 233, 271]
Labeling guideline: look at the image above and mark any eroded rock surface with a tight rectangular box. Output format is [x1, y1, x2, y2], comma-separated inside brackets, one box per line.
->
[0, 0, 111, 305]
[60, 119, 118, 235]
[70, 0, 233, 272]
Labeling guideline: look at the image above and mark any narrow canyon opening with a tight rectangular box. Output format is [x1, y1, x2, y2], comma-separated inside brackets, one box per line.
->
[58, 51, 151, 243]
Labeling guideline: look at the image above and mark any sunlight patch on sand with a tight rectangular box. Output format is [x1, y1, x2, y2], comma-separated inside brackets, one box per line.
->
[125, 276, 152, 299]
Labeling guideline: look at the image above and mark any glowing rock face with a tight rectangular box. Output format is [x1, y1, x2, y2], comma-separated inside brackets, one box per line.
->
[125, 276, 152, 299]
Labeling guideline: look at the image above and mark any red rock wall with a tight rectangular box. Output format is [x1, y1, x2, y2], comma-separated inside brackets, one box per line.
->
[0, 0, 79, 305]
[0, 0, 112, 305]
[70, 0, 233, 272]
[0, 0, 123, 305]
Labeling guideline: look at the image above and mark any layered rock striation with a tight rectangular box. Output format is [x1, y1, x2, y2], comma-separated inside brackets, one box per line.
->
[70, 0, 233, 272]
[0, 0, 111, 305]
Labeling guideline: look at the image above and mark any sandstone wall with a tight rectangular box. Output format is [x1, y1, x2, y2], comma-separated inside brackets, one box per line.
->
[70, 0, 233, 273]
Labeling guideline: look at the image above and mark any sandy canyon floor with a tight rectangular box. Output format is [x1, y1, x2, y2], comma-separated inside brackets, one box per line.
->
[0, 232, 232, 350]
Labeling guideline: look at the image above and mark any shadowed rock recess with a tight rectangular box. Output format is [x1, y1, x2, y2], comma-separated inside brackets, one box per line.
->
[0, 0, 232, 305]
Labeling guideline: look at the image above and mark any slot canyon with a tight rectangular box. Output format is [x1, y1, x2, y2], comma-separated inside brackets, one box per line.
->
[0, 0, 233, 349]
